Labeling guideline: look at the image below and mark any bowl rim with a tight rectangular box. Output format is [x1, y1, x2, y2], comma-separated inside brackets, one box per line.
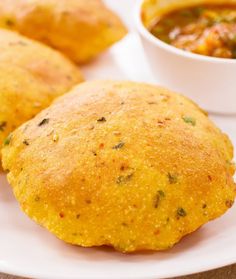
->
[134, 0, 236, 64]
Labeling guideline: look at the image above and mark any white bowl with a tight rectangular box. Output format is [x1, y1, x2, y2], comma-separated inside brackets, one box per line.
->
[135, 0, 236, 114]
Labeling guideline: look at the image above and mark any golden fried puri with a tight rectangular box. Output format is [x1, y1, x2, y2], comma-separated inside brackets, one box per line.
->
[0, 0, 127, 64]
[2, 81, 235, 252]
[0, 29, 83, 160]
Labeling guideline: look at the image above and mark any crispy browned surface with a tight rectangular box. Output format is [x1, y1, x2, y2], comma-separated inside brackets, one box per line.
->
[0, 0, 127, 64]
[2, 81, 235, 252]
[0, 29, 83, 161]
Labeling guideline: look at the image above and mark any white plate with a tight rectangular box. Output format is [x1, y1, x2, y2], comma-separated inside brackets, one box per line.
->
[1, 1, 236, 278]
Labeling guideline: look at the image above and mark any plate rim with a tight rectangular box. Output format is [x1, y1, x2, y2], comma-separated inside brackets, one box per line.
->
[0, 248, 236, 279]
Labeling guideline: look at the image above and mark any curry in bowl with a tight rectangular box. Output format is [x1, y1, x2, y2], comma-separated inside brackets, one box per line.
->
[148, 4, 236, 59]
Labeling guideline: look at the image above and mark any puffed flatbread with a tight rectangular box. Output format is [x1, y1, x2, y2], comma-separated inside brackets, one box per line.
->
[0, 0, 127, 63]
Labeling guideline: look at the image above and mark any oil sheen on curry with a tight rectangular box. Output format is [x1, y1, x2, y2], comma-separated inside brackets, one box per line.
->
[150, 4, 236, 58]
